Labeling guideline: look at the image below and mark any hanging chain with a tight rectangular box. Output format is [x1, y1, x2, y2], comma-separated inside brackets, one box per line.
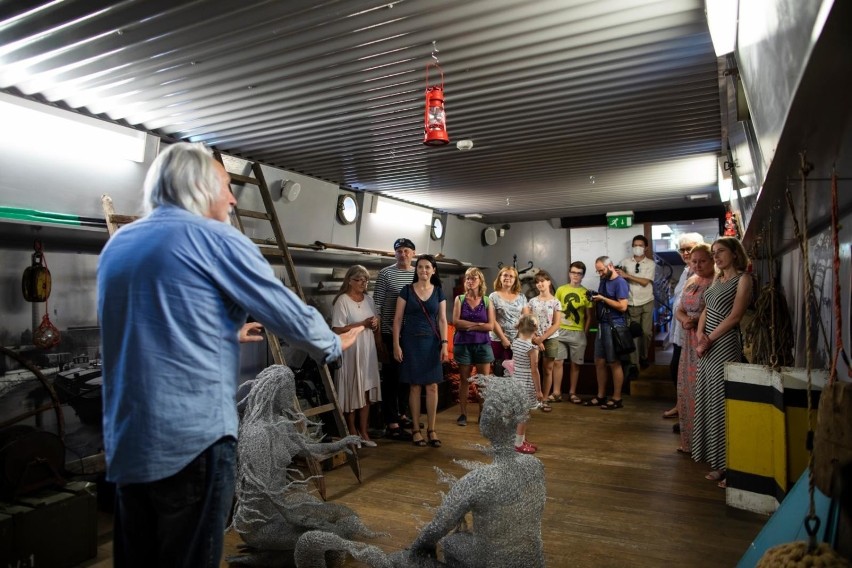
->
[767, 215, 779, 368]
[797, 153, 820, 552]
[828, 168, 852, 381]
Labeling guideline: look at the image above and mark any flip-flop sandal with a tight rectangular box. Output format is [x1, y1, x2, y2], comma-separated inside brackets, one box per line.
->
[583, 397, 606, 407]
[539, 403, 553, 413]
[568, 394, 583, 404]
[600, 399, 623, 410]
[546, 394, 563, 402]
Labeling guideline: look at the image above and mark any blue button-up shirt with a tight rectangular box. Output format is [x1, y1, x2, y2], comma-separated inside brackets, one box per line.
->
[97, 206, 341, 484]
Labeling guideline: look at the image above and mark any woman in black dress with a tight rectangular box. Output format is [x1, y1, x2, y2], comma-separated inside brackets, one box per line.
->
[392, 255, 448, 447]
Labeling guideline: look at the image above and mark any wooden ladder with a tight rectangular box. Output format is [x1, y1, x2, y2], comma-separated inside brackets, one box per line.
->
[101, 155, 360, 500]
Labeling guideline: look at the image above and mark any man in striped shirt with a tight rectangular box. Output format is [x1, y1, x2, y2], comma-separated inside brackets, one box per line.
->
[374, 237, 417, 440]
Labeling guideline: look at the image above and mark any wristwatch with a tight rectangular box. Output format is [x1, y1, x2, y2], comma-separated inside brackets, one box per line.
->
[441, 339, 448, 344]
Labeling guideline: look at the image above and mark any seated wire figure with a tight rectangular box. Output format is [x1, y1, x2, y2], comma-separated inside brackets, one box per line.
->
[293, 375, 547, 568]
[228, 365, 375, 567]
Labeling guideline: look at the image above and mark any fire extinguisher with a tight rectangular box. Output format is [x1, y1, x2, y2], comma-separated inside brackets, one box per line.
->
[423, 62, 449, 146]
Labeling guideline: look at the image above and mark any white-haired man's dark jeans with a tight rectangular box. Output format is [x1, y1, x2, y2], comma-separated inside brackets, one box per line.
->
[113, 436, 236, 568]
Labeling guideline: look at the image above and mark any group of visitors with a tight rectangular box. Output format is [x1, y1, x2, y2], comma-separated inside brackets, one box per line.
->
[665, 234, 752, 488]
[96, 142, 755, 567]
[332, 239, 448, 449]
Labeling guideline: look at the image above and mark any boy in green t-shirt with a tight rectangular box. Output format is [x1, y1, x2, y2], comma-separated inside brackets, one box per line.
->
[554, 261, 593, 404]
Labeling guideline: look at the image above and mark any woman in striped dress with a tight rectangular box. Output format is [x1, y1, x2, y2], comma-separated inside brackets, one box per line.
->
[692, 237, 753, 486]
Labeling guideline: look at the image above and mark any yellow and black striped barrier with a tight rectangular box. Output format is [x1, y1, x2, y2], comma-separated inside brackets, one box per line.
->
[724, 364, 824, 515]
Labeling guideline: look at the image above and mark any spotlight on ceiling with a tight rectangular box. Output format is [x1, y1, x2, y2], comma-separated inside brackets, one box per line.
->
[278, 180, 301, 202]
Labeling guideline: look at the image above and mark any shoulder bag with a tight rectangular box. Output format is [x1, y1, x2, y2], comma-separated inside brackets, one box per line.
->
[410, 285, 442, 342]
[599, 281, 635, 356]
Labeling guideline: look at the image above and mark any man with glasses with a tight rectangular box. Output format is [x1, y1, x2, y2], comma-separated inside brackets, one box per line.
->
[555, 262, 593, 404]
[584, 257, 629, 409]
[663, 232, 705, 426]
[617, 235, 656, 374]
[374, 237, 417, 441]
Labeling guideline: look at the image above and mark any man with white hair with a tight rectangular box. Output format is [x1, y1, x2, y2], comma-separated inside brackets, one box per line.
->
[662, 232, 706, 424]
[97, 142, 361, 567]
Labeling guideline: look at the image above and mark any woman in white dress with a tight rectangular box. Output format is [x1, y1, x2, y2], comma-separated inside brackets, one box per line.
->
[331, 265, 382, 446]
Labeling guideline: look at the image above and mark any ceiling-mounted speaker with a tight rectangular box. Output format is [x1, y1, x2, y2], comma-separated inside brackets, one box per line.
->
[278, 180, 301, 202]
[482, 226, 498, 246]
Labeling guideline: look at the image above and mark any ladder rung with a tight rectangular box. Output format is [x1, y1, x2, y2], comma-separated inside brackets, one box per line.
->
[228, 173, 260, 186]
[108, 214, 139, 225]
[303, 403, 336, 417]
[237, 209, 271, 220]
[260, 251, 286, 260]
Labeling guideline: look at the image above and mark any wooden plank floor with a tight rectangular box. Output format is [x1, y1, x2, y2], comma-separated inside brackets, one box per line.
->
[80, 389, 768, 567]
[220, 392, 767, 567]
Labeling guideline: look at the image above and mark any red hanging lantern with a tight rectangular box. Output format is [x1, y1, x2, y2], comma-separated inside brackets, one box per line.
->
[423, 62, 449, 146]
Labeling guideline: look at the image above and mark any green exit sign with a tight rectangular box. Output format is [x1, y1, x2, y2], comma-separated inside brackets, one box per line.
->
[606, 214, 633, 228]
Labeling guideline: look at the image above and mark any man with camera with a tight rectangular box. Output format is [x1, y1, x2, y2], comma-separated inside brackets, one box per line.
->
[584, 257, 629, 410]
[617, 235, 656, 375]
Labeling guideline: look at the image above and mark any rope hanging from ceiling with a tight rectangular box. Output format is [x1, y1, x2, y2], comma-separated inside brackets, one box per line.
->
[744, 214, 795, 367]
[758, 155, 849, 567]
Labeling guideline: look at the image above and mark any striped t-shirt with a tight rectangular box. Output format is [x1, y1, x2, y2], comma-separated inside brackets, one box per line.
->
[374, 264, 416, 334]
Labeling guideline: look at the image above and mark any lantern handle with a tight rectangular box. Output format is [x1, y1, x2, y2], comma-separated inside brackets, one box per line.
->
[425, 61, 444, 90]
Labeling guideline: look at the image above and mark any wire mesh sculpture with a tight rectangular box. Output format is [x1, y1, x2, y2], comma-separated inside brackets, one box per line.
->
[293, 374, 547, 567]
[228, 365, 374, 566]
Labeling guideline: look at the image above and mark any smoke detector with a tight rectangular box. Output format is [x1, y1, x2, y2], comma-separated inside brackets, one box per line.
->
[456, 139, 473, 151]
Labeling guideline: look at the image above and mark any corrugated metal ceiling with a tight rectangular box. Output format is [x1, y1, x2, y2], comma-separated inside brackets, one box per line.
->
[0, 0, 724, 223]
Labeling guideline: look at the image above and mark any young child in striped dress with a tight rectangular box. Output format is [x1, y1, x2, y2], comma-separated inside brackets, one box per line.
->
[510, 314, 543, 454]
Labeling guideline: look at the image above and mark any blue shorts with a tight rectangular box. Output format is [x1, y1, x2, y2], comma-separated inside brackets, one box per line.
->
[453, 343, 495, 365]
[594, 323, 619, 364]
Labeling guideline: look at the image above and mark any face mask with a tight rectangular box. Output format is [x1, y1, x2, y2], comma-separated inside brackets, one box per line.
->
[632, 246, 645, 256]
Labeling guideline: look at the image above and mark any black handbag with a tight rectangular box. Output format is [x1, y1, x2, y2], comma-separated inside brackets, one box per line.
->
[598, 281, 635, 356]
[610, 324, 636, 356]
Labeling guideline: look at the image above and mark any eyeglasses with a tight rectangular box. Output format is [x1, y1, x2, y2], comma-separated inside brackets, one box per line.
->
[635, 262, 640, 274]
[569, 271, 584, 276]
[595, 268, 606, 275]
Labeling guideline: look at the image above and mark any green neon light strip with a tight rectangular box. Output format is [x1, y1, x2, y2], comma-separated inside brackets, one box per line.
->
[0, 206, 106, 228]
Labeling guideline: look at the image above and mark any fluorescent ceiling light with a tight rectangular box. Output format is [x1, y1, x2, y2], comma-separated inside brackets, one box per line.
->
[706, 0, 739, 56]
[0, 92, 146, 162]
[462, 213, 483, 219]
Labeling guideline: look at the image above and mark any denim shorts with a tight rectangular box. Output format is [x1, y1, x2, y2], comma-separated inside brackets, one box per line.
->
[594, 323, 618, 363]
[454, 342, 495, 365]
